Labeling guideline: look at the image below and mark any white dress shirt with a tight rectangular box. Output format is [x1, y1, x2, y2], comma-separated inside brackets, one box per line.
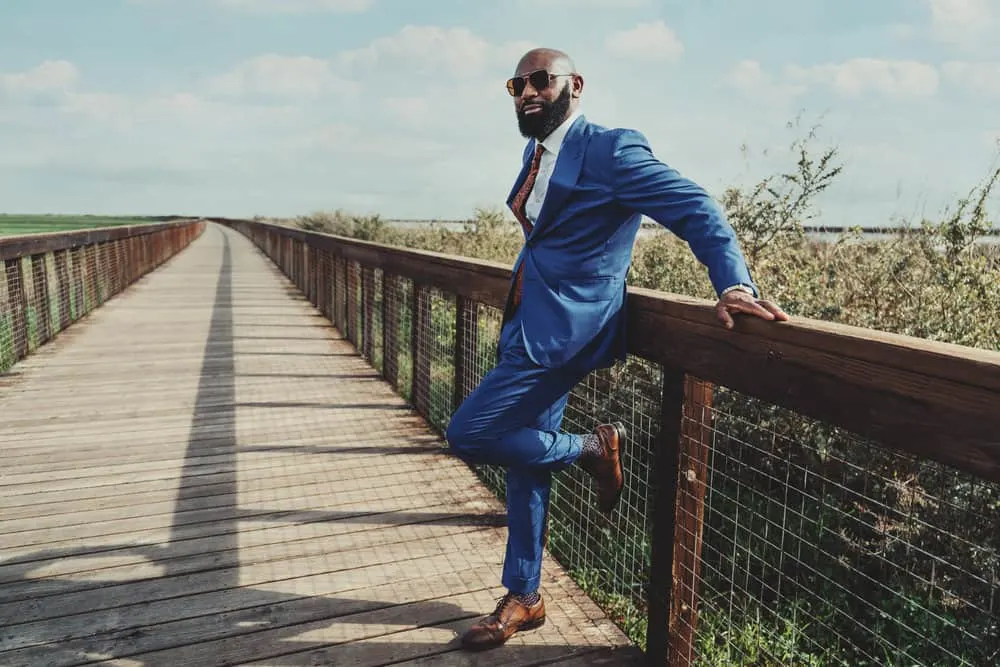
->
[524, 108, 582, 225]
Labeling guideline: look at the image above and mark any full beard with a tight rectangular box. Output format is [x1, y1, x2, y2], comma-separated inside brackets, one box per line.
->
[517, 84, 572, 139]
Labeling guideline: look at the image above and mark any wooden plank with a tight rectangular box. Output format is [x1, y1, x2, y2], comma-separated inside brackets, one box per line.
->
[394, 645, 645, 666]
[101, 586, 494, 667]
[0, 468, 492, 558]
[0, 464, 476, 537]
[645, 367, 683, 665]
[628, 287, 1000, 391]
[669, 377, 712, 666]
[0, 224, 635, 667]
[0, 502, 486, 587]
[0, 529, 498, 648]
[1, 554, 501, 665]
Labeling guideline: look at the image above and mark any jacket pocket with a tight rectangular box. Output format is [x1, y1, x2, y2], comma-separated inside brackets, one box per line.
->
[558, 276, 614, 302]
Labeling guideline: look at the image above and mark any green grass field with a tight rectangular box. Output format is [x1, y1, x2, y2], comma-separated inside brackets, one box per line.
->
[0, 214, 163, 237]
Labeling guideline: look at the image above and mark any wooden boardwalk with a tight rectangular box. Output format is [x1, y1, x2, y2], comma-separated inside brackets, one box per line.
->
[0, 225, 640, 666]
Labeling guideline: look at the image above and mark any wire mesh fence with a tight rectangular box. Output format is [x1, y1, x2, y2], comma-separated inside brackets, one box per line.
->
[684, 390, 1000, 666]
[228, 221, 1000, 667]
[0, 222, 204, 373]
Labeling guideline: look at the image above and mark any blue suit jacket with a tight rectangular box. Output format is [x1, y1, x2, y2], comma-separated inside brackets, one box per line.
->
[504, 114, 757, 370]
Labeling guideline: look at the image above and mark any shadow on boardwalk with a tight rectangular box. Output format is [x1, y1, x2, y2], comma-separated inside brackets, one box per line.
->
[0, 226, 641, 666]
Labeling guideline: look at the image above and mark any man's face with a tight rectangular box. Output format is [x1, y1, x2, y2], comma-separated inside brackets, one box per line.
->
[515, 77, 572, 139]
[509, 60, 577, 139]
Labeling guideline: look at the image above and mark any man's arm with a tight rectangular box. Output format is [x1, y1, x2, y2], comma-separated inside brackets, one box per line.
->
[609, 128, 757, 298]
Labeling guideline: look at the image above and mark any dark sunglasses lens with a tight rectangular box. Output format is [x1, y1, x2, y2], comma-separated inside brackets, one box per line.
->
[529, 70, 550, 91]
[507, 70, 555, 96]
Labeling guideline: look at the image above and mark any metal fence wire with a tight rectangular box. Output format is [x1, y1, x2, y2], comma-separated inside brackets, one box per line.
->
[1, 223, 203, 373]
[234, 224, 1000, 667]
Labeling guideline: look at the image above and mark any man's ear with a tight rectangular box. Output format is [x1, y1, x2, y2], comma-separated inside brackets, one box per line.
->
[572, 74, 584, 98]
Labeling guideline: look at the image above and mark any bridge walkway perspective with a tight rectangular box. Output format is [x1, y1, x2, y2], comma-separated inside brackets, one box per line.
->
[0, 224, 641, 666]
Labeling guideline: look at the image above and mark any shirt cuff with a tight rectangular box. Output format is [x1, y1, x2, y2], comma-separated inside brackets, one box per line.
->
[720, 284, 756, 298]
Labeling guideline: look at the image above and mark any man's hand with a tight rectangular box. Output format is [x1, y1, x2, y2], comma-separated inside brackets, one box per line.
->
[715, 290, 789, 329]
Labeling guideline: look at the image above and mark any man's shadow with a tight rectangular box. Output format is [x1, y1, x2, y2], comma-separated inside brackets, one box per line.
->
[0, 227, 640, 666]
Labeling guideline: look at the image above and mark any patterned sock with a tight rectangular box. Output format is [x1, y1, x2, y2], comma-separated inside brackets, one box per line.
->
[513, 590, 540, 606]
[580, 433, 603, 459]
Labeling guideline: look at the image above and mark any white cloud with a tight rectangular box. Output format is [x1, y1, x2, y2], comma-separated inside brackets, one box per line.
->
[209, 54, 358, 98]
[729, 59, 766, 91]
[337, 25, 525, 79]
[384, 96, 431, 126]
[57, 87, 300, 137]
[128, 0, 373, 12]
[942, 61, 1000, 95]
[218, 0, 372, 12]
[0, 60, 79, 95]
[531, 0, 648, 6]
[928, 0, 994, 43]
[888, 22, 920, 41]
[786, 58, 939, 97]
[605, 21, 683, 62]
[726, 59, 806, 101]
[305, 122, 449, 160]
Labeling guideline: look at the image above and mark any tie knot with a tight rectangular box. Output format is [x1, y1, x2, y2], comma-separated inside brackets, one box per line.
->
[532, 143, 544, 164]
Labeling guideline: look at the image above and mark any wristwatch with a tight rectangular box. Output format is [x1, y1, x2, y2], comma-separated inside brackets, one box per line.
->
[720, 284, 756, 297]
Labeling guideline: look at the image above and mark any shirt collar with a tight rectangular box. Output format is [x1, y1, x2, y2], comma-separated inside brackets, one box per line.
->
[539, 108, 582, 156]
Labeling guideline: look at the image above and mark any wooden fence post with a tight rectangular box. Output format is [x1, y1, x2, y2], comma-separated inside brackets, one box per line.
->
[647, 371, 712, 665]
[669, 378, 712, 665]
[382, 273, 399, 390]
[453, 295, 478, 411]
[4, 258, 28, 361]
[647, 366, 685, 665]
[362, 266, 375, 362]
[30, 253, 51, 347]
[411, 283, 431, 416]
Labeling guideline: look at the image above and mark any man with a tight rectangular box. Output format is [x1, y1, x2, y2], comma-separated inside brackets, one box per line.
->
[445, 48, 788, 651]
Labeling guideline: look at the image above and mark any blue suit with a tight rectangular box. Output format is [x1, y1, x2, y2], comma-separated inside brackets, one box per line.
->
[446, 114, 755, 593]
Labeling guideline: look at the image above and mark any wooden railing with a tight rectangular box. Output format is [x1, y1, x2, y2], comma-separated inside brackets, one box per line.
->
[1, 220, 205, 372]
[217, 217, 1000, 666]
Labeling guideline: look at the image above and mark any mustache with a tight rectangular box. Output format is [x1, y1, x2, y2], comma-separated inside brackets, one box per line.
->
[518, 100, 550, 115]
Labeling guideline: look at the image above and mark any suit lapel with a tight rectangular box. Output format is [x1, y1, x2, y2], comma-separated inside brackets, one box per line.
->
[530, 116, 587, 240]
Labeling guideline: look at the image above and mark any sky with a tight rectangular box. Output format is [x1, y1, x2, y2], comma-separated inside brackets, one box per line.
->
[1, 0, 998, 226]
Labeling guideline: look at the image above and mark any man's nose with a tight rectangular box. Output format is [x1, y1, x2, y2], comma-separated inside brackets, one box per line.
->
[520, 81, 540, 99]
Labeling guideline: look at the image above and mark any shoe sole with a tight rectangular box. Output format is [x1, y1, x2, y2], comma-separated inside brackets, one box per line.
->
[460, 616, 546, 651]
[602, 421, 626, 515]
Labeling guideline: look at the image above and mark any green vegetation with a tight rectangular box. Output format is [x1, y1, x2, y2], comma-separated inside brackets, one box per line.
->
[293, 122, 999, 665]
[0, 214, 158, 237]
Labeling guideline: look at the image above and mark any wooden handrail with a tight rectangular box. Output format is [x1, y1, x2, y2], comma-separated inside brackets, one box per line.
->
[212, 217, 1000, 484]
[0, 219, 202, 261]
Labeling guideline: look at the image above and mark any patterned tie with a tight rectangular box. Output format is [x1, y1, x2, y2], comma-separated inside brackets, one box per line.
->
[509, 143, 545, 310]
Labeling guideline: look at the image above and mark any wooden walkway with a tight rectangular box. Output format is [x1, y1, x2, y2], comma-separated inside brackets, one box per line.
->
[0, 225, 640, 666]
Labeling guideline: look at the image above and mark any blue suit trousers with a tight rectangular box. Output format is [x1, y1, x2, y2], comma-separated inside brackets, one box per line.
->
[445, 313, 591, 593]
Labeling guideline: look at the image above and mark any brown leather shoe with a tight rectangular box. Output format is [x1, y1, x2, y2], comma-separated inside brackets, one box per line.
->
[460, 593, 546, 651]
[579, 422, 625, 514]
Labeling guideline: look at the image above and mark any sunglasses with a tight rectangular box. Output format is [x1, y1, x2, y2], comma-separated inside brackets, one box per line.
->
[506, 69, 574, 97]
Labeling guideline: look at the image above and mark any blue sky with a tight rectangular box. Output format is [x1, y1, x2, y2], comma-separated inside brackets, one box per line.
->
[1, 0, 997, 226]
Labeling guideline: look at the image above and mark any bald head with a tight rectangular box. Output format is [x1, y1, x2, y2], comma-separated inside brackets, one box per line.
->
[514, 48, 576, 77]
[509, 47, 584, 140]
